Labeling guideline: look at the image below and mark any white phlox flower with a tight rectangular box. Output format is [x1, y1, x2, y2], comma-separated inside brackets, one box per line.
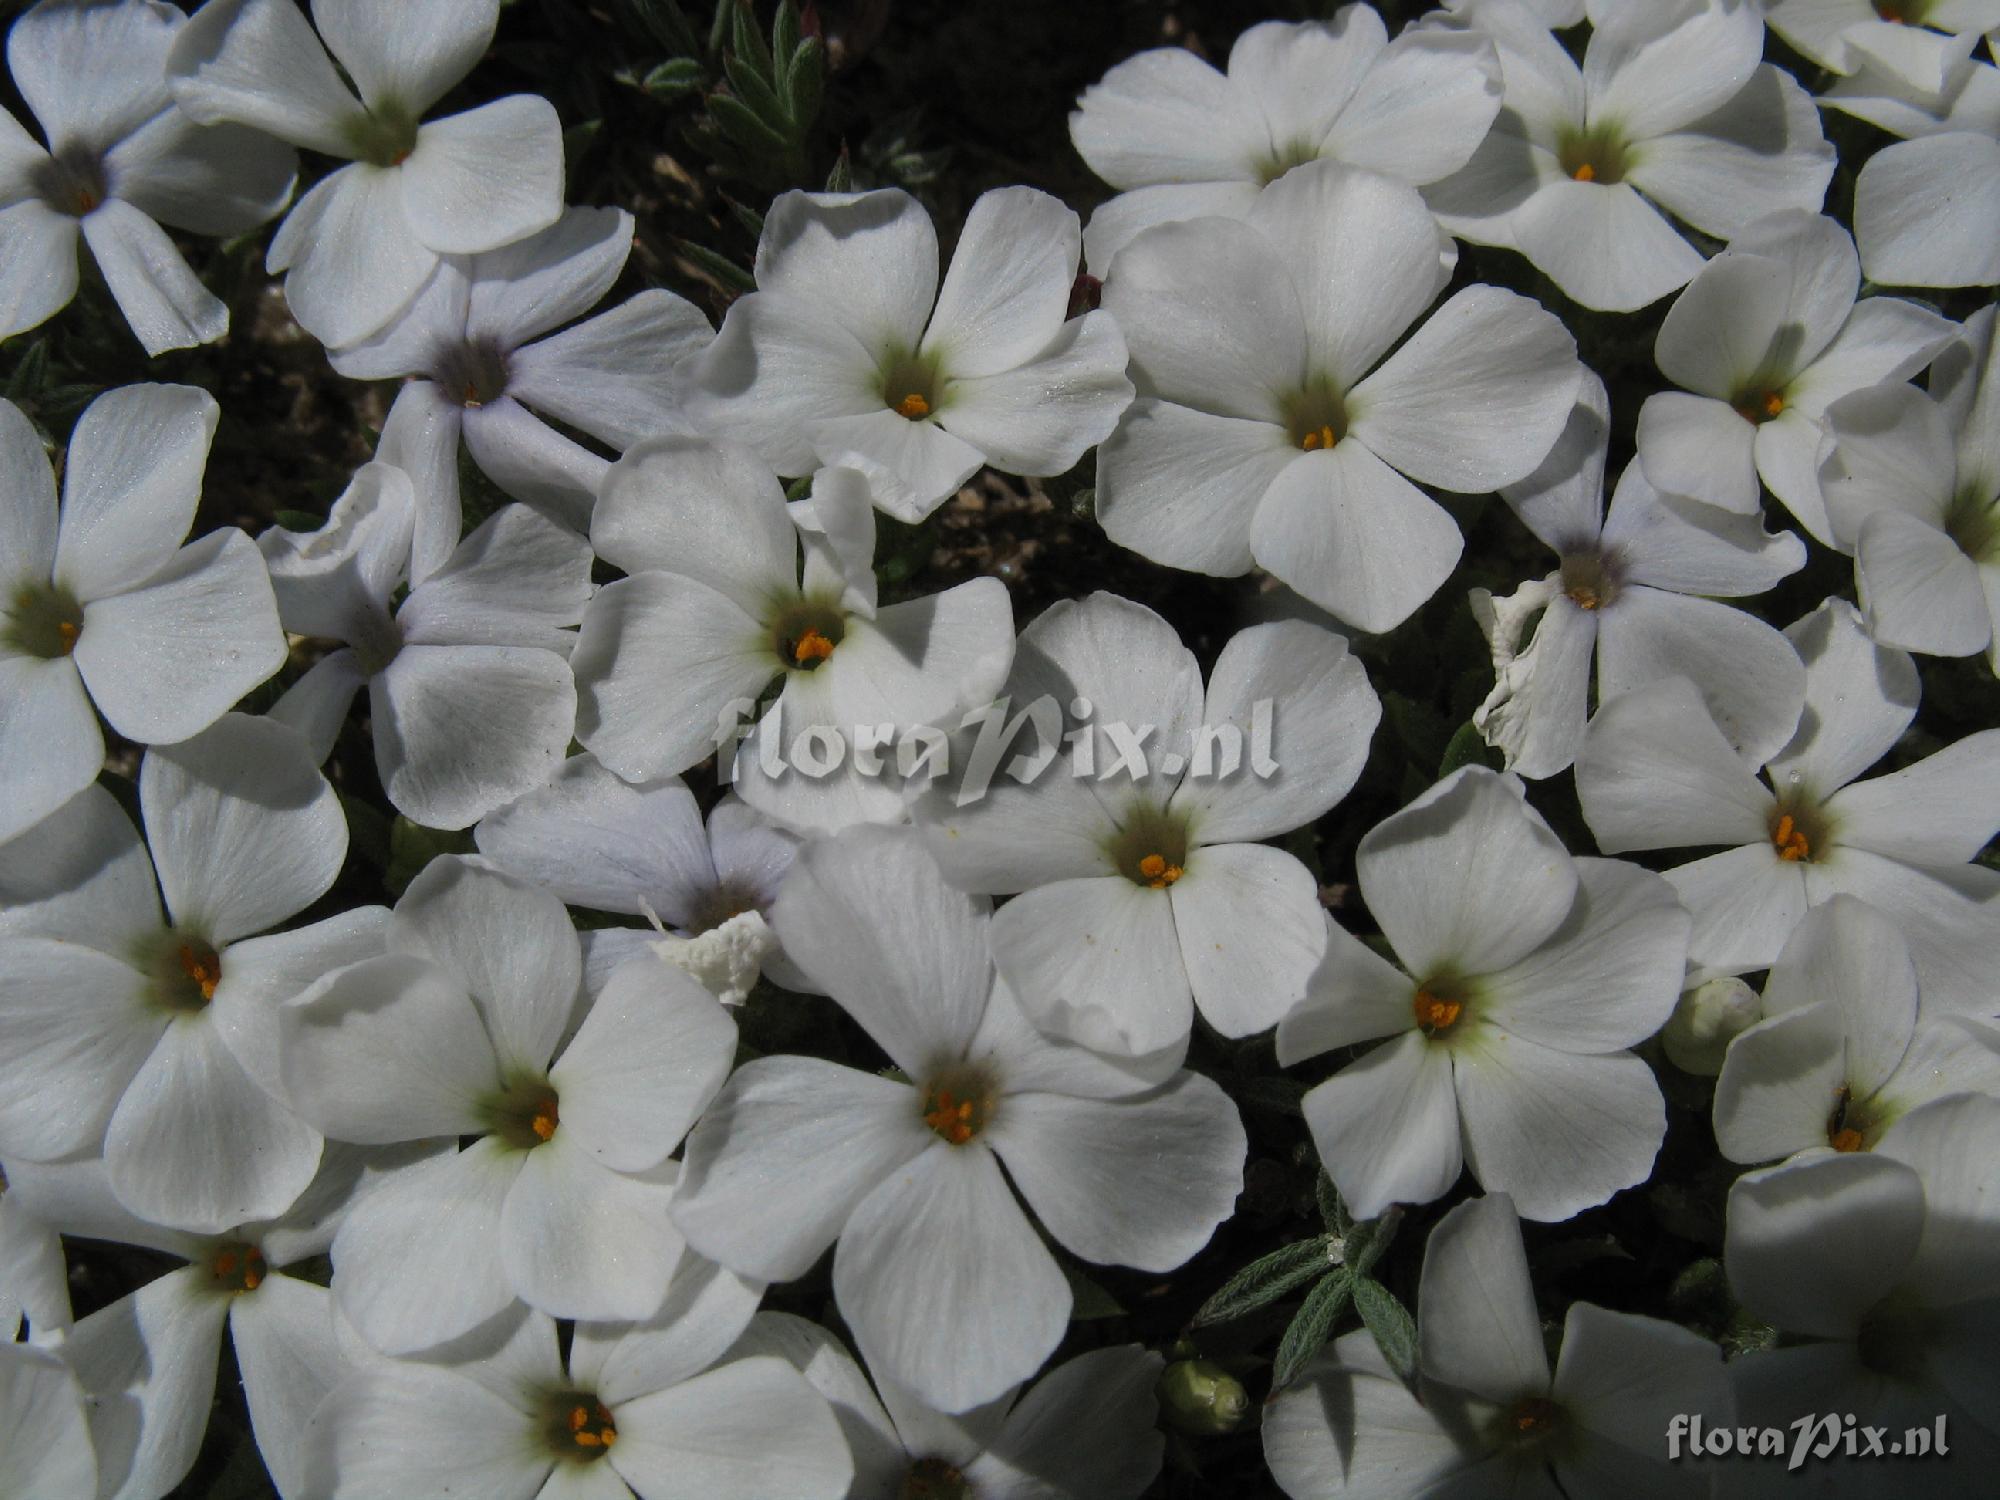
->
[1822, 304, 2000, 667]
[1634, 209, 1956, 542]
[278, 855, 740, 1353]
[167, 0, 565, 347]
[0, 385, 286, 843]
[1720, 1094, 2000, 1497]
[1264, 1193, 1732, 1499]
[671, 826, 1248, 1414]
[1764, 0, 2000, 100]
[1426, 0, 1836, 312]
[0, 1143, 440, 1500]
[0, 0, 295, 354]
[303, 1276, 852, 1500]
[1713, 895, 2000, 1166]
[329, 204, 713, 582]
[0, 714, 366, 1237]
[736, 1310, 1166, 1500]
[474, 755, 812, 1001]
[1576, 599, 2000, 1014]
[1853, 127, 2000, 288]
[571, 440, 1015, 834]
[1096, 157, 1582, 633]
[1816, 28, 2000, 139]
[915, 590, 1380, 1059]
[1474, 371, 1809, 779]
[1278, 766, 1690, 1222]
[259, 460, 593, 830]
[683, 184, 1135, 522]
[1069, 6, 1502, 268]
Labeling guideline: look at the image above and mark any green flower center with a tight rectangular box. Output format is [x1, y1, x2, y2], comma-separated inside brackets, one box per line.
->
[3, 581, 85, 660]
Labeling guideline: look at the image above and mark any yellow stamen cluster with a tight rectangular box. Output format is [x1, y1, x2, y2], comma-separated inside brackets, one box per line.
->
[178, 942, 222, 1002]
[210, 1244, 266, 1293]
[567, 1401, 618, 1452]
[1572, 162, 1596, 183]
[1300, 424, 1338, 452]
[792, 626, 836, 665]
[924, 1089, 978, 1144]
[1734, 389, 1786, 424]
[1831, 1127, 1865, 1153]
[1136, 852, 1183, 888]
[56, 619, 79, 653]
[1771, 813, 1810, 862]
[530, 1100, 558, 1142]
[1413, 986, 1463, 1037]
[895, 392, 931, 419]
[1511, 1396, 1561, 1435]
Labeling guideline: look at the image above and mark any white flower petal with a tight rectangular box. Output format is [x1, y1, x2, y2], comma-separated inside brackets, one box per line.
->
[1481, 857, 1690, 1056]
[1357, 767, 1576, 978]
[1418, 1192, 1549, 1401]
[1633, 391, 1760, 513]
[53, 383, 217, 600]
[279, 952, 494, 1142]
[1452, 1033, 1665, 1221]
[1172, 619, 1378, 842]
[921, 187, 1078, 378]
[1828, 729, 2000, 866]
[550, 958, 735, 1172]
[371, 643, 576, 830]
[673, 1056, 931, 1283]
[65, 1269, 231, 1500]
[81, 202, 229, 357]
[934, 310, 1132, 476]
[591, 435, 796, 607]
[1510, 179, 1704, 313]
[1712, 1003, 1849, 1165]
[398, 95, 564, 255]
[1653, 253, 1806, 400]
[500, 1139, 681, 1322]
[0, 1345, 94, 1499]
[1100, 215, 1304, 422]
[1096, 398, 1295, 577]
[1068, 45, 1267, 190]
[508, 290, 710, 450]
[1303, 1031, 1463, 1221]
[313, 0, 497, 117]
[331, 1137, 523, 1354]
[988, 1070, 1244, 1272]
[458, 399, 604, 531]
[1575, 676, 1775, 852]
[833, 1144, 1070, 1414]
[1856, 131, 2000, 289]
[1249, 442, 1464, 634]
[1326, 28, 1504, 186]
[809, 406, 986, 523]
[990, 876, 1192, 1058]
[772, 825, 996, 1070]
[1724, 1152, 1921, 1338]
[310, 1357, 547, 1500]
[271, 163, 438, 348]
[608, 1356, 853, 1500]
[1275, 917, 1416, 1064]
[1263, 1336, 1482, 1500]
[1603, 464, 1808, 596]
[1766, 599, 1920, 796]
[571, 573, 771, 785]
[230, 1275, 350, 1500]
[1243, 160, 1450, 390]
[966, 1345, 1165, 1500]
[0, 200, 79, 344]
[0, 780, 159, 952]
[391, 856, 580, 1072]
[1584, 0, 1764, 139]
[1170, 842, 1327, 1037]
[1550, 1304, 1730, 1487]
[104, 1015, 323, 1233]
[0, 937, 162, 1162]
[166, 0, 365, 158]
[0, 653, 103, 846]
[1499, 372, 1610, 552]
[755, 188, 939, 357]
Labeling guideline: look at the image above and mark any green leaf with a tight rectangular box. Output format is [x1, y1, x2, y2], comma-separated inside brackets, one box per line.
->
[722, 52, 790, 128]
[707, 90, 791, 157]
[1192, 1237, 1336, 1328]
[1315, 1170, 1349, 1236]
[1270, 1271, 1352, 1391]
[642, 56, 707, 102]
[675, 238, 756, 294]
[1233, 1075, 1307, 1118]
[784, 36, 824, 126]
[1439, 720, 1499, 778]
[772, 0, 801, 63]
[1352, 1275, 1418, 1385]
[270, 509, 324, 532]
[385, 817, 475, 898]
[1061, 1261, 1125, 1319]
[1343, 1206, 1403, 1280]
[727, 0, 771, 74]
[824, 145, 853, 192]
[4, 338, 48, 397]
[621, 0, 701, 55]
[725, 198, 767, 241]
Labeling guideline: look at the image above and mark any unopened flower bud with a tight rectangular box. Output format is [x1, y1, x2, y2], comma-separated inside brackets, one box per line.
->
[1661, 976, 1761, 1075]
[1158, 1357, 1249, 1436]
